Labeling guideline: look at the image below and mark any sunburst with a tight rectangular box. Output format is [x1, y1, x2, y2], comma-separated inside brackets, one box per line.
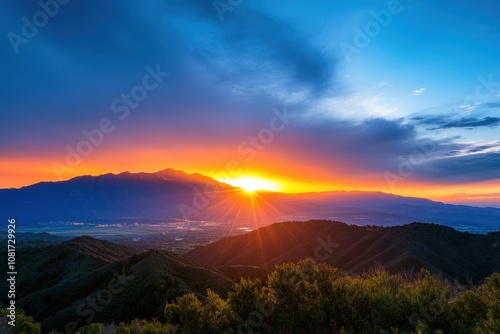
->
[222, 176, 279, 193]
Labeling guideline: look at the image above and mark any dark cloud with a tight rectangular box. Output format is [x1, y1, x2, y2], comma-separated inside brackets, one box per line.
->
[418, 152, 500, 183]
[0, 0, 336, 152]
[438, 117, 500, 129]
[413, 115, 500, 129]
[273, 117, 430, 174]
[271, 115, 500, 185]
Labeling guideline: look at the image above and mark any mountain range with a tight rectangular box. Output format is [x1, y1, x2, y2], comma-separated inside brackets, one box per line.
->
[1, 169, 500, 232]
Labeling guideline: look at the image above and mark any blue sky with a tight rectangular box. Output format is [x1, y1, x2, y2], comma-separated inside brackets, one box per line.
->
[1, 0, 499, 205]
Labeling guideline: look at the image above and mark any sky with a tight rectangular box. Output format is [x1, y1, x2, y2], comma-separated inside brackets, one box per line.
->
[1, 0, 500, 207]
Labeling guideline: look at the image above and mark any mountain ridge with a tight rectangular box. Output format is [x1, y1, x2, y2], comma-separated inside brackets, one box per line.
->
[186, 220, 500, 283]
[2, 169, 500, 232]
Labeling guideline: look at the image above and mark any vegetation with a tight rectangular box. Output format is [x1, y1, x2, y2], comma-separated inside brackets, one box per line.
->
[76, 319, 173, 334]
[67, 259, 500, 333]
[0, 308, 42, 334]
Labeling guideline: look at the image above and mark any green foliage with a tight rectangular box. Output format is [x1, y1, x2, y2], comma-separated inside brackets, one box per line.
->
[78, 319, 173, 334]
[0, 308, 41, 334]
[165, 290, 234, 333]
[228, 278, 263, 321]
[475, 273, 500, 333]
[53, 262, 500, 333]
[163, 260, 500, 333]
[77, 323, 107, 333]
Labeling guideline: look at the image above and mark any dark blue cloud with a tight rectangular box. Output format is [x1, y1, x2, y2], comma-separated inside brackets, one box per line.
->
[412, 115, 500, 129]
[0, 0, 336, 152]
[418, 152, 500, 183]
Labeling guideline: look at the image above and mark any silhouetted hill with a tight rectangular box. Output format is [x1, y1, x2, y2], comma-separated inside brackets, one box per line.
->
[0, 231, 67, 249]
[0, 231, 66, 243]
[187, 220, 500, 282]
[0, 236, 138, 302]
[0, 236, 233, 332]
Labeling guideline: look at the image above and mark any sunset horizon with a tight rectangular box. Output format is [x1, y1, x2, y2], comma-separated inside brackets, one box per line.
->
[3, 166, 500, 209]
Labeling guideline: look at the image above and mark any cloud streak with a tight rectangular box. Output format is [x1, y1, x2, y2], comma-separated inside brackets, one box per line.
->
[412, 115, 500, 129]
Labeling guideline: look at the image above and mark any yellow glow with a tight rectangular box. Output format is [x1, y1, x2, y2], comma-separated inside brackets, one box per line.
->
[221, 176, 279, 192]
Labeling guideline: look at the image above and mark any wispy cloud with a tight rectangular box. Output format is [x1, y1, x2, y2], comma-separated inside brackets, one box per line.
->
[412, 88, 426, 95]
[316, 93, 398, 120]
[457, 102, 481, 112]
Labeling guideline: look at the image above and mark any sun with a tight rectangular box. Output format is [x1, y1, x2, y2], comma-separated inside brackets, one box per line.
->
[222, 176, 279, 193]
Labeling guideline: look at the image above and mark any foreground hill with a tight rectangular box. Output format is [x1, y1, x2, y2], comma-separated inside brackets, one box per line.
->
[0, 236, 138, 299]
[2, 169, 500, 232]
[187, 220, 500, 282]
[0, 236, 233, 332]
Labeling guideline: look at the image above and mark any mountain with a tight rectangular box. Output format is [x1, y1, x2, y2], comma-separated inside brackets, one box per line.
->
[0, 236, 233, 332]
[0, 231, 68, 249]
[0, 168, 232, 225]
[186, 220, 500, 283]
[2, 169, 500, 232]
[261, 191, 500, 232]
[0, 231, 67, 243]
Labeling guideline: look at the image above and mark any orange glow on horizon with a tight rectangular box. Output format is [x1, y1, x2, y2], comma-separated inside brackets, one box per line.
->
[1, 151, 500, 208]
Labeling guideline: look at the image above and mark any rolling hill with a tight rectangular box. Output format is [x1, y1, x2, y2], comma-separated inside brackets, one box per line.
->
[187, 220, 500, 283]
[0, 236, 233, 332]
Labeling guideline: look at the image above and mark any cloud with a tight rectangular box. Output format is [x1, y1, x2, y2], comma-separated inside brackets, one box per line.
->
[0, 0, 338, 156]
[437, 117, 500, 129]
[412, 115, 500, 129]
[271, 116, 426, 175]
[418, 151, 500, 183]
[457, 103, 481, 112]
[315, 93, 398, 119]
[412, 88, 426, 95]
[275, 114, 500, 186]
